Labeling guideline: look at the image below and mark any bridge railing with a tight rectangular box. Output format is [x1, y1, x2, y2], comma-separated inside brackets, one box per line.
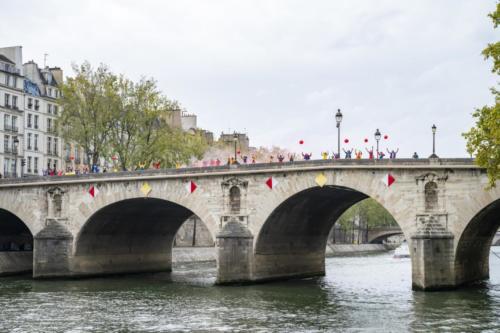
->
[0, 158, 477, 185]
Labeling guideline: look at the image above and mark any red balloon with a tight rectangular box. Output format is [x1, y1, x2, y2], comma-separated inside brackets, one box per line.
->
[299, 140, 304, 145]
[364, 138, 368, 143]
[384, 135, 388, 140]
[344, 138, 349, 144]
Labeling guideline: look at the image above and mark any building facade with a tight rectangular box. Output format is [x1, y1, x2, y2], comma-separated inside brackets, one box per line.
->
[0, 46, 63, 178]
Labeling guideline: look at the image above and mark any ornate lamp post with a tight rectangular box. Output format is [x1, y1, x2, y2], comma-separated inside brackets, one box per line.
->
[13, 137, 19, 178]
[429, 124, 438, 158]
[374, 128, 381, 157]
[233, 132, 238, 163]
[335, 109, 343, 157]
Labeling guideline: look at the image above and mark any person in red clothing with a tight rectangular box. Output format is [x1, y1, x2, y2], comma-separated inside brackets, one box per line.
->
[365, 148, 374, 159]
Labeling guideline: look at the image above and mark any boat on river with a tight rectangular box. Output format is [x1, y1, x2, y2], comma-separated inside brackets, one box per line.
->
[393, 241, 410, 259]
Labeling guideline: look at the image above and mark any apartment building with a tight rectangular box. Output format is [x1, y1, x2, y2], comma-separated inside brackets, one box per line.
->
[0, 46, 62, 178]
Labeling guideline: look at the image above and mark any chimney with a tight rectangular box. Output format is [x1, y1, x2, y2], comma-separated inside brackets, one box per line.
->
[49, 67, 63, 85]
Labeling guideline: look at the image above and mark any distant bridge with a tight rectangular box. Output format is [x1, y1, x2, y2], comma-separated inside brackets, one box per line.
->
[367, 226, 403, 243]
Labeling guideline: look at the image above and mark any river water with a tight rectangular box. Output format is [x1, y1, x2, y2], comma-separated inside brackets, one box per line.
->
[0, 248, 499, 332]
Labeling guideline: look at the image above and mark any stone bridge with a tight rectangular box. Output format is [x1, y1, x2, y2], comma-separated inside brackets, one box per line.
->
[0, 158, 498, 291]
[367, 226, 403, 244]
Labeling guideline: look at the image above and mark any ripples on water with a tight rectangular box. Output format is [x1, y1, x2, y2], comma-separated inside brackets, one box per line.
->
[0, 248, 499, 332]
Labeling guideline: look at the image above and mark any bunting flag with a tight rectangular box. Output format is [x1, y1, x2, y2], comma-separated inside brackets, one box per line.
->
[185, 180, 197, 194]
[381, 173, 396, 187]
[266, 177, 278, 189]
[88, 185, 99, 198]
[315, 173, 327, 187]
[140, 182, 152, 196]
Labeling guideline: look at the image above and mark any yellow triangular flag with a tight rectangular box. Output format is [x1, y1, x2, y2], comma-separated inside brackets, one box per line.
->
[140, 182, 152, 196]
[315, 173, 327, 187]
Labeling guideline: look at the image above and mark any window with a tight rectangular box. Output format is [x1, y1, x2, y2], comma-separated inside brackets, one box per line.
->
[34, 134, 38, 151]
[27, 114, 32, 128]
[47, 118, 52, 131]
[34, 99, 39, 110]
[12, 116, 17, 132]
[47, 137, 52, 154]
[28, 98, 33, 109]
[54, 138, 58, 155]
[34, 115, 39, 129]
[4, 135, 9, 151]
[12, 95, 17, 108]
[27, 133, 32, 150]
[4, 93, 10, 107]
[3, 158, 9, 175]
[4, 114, 10, 130]
[27, 156, 32, 173]
[4, 75, 9, 85]
[12, 76, 17, 88]
[48, 88, 52, 97]
[34, 157, 38, 174]
[53, 105, 58, 115]
[47, 104, 52, 114]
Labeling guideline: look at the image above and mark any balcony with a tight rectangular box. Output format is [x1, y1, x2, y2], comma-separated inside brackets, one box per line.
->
[4, 124, 19, 132]
[34, 105, 39, 111]
[3, 104, 11, 109]
[47, 127, 57, 134]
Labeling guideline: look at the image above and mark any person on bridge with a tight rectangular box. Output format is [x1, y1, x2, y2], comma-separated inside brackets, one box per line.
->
[343, 148, 353, 159]
[302, 152, 312, 160]
[387, 148, 399, 159]
[277, 154, 285, 163]
[321, 151, 329, 160]
[412, 152, 419, 159]
[215, 159, 221, 166]
[251, 155, 256, 163]
[288, 153, 295, 162]
[365, 148, 375, 159]
[242, 155, 248, 164]
[355, 150, 363, 159]
[332, 152, 340, 160]
[378, 151, 386, 159]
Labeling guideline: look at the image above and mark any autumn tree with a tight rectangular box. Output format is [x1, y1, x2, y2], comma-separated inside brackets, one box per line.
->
[463, 3, 500, 188]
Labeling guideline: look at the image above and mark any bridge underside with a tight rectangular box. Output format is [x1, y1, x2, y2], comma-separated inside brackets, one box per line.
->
[68, 198, 193, 277]
[249, 186, 368, 282]
[0, 209, 33, 275]
[455, 199, 500, 286]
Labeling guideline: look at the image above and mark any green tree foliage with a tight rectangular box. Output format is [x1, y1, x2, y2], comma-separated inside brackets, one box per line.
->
[59, 62, 207, 170]
[335, 198, 397, 232]
[463, 3, 500, 188]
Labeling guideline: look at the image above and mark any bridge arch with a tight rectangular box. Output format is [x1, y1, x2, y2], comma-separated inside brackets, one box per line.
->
[72, 196, 216, 277]
[454, 198, 500, 286]
[0, 208, 34, 275]
[252, 182, 409, 281]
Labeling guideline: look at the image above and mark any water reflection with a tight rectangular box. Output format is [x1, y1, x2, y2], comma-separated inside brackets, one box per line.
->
[0, 249, 498, 332]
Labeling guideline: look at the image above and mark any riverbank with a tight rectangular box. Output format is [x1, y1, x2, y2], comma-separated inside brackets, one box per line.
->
[326, 244, 394, 257]
[172, 244, 395, 263]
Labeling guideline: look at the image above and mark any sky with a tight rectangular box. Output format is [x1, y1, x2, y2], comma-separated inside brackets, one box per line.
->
[1, 0, 497, 158]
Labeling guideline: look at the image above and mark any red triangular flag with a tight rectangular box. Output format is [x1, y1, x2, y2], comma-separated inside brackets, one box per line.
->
[266, 177, 278, 189]
[381, 173, 396, 187]
[185, 181, 197, 193]
[88, 185, 99, 198]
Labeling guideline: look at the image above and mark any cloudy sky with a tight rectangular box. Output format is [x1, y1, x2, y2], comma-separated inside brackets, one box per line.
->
[1, 0, 497, 157]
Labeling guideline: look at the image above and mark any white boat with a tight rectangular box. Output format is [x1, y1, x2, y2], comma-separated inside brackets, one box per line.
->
[393, 241, 410, 258]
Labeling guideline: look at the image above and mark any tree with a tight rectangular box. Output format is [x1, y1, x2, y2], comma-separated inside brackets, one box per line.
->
[463, 3, 500, 188]
[60, 62, 208, 171]
[59, 62, 115, 166]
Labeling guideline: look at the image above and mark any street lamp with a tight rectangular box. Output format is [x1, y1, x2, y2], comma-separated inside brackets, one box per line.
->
[13, 137, 19, 178]
[233, 132, 238, 164]
[374, 128, 381, 157]
[429, 124, 438, 158]
[335, 109, 343, 157]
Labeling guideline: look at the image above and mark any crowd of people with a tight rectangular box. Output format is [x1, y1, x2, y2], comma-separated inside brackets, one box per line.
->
[0, 147, 422, 178]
